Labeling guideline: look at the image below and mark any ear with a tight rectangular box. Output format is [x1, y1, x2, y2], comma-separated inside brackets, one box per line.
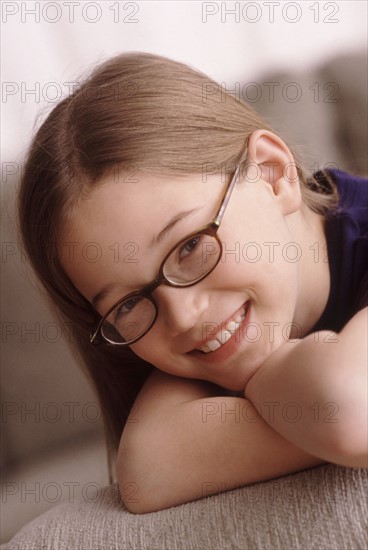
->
[246, 129, 302, 215]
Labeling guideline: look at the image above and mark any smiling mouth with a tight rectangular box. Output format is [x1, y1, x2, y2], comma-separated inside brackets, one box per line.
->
[193, 301, 250, 354]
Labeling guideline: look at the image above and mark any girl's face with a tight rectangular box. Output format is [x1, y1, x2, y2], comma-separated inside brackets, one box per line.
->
[60, 132, 315, 391]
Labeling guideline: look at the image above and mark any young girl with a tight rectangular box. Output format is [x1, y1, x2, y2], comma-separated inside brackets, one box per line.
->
[17, 51, 367, 514]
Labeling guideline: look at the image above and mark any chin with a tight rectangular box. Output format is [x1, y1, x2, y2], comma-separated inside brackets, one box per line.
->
[219, 346, 274, 392]
[206, 364, 260, 393]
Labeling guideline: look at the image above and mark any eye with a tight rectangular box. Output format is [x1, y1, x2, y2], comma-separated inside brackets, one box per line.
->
[178, 235, 201, 260]
[114, 296, 141, 321]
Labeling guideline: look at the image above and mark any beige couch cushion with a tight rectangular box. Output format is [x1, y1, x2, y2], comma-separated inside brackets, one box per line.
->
[2, 464, 367, 550]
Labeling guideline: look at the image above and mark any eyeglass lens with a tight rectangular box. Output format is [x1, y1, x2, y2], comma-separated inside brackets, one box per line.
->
[100, 233, 221, 344]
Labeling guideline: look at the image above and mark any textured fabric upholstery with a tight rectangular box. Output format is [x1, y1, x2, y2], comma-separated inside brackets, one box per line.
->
[2, 464, 367, 550]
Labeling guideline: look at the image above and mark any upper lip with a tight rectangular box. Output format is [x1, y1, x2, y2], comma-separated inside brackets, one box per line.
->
[187, 301, 248, 352]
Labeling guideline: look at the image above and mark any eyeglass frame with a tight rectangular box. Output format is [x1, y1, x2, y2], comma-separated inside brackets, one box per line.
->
[89, 163, 242, 347]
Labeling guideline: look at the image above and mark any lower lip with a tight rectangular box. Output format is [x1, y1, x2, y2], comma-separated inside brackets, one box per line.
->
[188, 301, 251, 364]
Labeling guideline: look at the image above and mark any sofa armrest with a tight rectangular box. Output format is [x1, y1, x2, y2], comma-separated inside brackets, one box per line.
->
[2, 464, 367, 550]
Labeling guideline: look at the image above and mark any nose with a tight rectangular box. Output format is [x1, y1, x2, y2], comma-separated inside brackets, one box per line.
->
[153, 284, 209, 335]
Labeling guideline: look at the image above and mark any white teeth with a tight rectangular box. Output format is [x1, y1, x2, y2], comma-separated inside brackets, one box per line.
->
[200, 343, 212, 353]
[217, 330, 232, 345]
[206, 340, 222, 352]
[226, 321, 239, 334]
[196, 303, 248, 354]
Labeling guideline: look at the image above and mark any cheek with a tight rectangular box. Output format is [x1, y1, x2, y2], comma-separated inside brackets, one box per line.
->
[129, 330, 169, 367]
[214, 232, 299, 309]
[129, 328, 198, 379]
[221, 214, 296, 274]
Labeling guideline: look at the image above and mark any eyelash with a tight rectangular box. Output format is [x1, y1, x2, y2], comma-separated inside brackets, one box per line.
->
[178, 235, 201, 261]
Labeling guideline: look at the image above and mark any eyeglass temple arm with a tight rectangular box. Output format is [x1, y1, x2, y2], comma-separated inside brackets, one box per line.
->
[211, 164, 241, 227]
[90, 326, 102, 345]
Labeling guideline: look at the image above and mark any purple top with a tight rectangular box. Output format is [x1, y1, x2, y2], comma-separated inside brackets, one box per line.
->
[310, 168, 368, 334]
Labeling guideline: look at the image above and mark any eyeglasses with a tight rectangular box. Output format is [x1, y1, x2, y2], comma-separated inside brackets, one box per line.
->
[90, 164, 242, 346]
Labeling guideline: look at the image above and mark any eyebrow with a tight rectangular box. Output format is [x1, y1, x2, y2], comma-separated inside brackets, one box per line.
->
[150, 207, 202, 247]
[92, 207, 203, 312]
[92, 283, 120, 312]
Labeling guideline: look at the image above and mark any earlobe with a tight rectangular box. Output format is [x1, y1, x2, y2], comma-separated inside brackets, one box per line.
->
[246, 129, 302, 215]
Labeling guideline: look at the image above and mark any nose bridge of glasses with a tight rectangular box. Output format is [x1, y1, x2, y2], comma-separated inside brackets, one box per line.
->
[141, 274, 166, 297]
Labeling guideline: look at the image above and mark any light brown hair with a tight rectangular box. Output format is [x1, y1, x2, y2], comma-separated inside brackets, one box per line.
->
[17, 51, 338, 483]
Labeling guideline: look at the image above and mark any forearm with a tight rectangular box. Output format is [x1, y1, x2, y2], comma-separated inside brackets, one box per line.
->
[244, 310, 368, 467]
[117, 372, 325, 513]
